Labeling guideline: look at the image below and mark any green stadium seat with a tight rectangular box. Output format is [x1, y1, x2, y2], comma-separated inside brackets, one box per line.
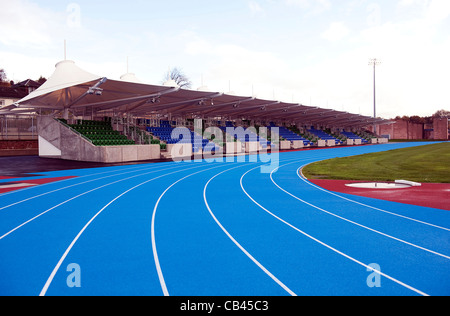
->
[68, 119, 137, 146]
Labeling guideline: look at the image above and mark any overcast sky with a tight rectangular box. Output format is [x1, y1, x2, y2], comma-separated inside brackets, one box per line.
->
[1, 0, 449, 118]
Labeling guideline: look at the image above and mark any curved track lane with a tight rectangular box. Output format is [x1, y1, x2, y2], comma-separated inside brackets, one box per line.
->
[0, 142, 449, 296]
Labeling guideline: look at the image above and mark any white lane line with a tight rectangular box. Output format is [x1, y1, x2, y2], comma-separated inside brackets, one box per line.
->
[274, 158, 450, 232]
[240, 165, 429, 297]
[0, 163, 157, 198]
[203, 164, 297, 297]
[0, 164, 186, 240]
[269, 163, 450, 261]
[40, 162, 208, 296]
[296, 164, 450, 232]
[0, 183, 38, 189]
[0, 163, 170, 211]
[152, 163, 230, 296]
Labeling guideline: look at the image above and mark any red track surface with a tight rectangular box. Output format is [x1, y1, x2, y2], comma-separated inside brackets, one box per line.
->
[0, 176, 16, 180]
[309, 179, 450, 211]
[0, 176, 77, 194]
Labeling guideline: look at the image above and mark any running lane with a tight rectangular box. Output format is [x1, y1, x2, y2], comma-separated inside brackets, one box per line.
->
[0, 161, 205, 295]
[0, 142, 448, 296]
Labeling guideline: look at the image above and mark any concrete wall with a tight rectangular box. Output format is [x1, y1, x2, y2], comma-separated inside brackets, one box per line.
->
[280, 141, 291, 150]
[317, 140, 326, 147]
[433, 118, 449, 140]
[378, 119, 449, 140]
[245, 141, 259, 153]
[38, 116, 62, 157]
[225, 142, 243, 154]
[101, 145, 160, 163]
[37, 116, 161, 163]
[292, 140, 304, 149]
[377, 120, 423, 140]
[326, 139, 335, 147]
[408, 122, 424, 140]
[166, 143, 192, 161]
[0, 140, 38, 150]
[0, 140, 38, 157]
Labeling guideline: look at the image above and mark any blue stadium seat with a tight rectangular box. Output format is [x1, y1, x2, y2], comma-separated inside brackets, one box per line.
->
[269, 124, 312, 146]
[341, 130, 369, 143]
[146, 125, 220, 153]
[308, 128, 343, 144]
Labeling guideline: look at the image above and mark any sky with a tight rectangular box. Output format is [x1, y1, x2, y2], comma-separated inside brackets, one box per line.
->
[1, 0, 449, 118]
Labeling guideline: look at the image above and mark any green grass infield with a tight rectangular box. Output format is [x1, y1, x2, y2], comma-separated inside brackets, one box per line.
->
[302, 142, 450, 183]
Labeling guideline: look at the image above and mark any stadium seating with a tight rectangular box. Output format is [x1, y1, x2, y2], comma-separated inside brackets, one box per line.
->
[68, 119, 135, 146]
[307, 128, 343, 145]
[147, 121, 220, 153]
[219, 121, 271, 149]
[268, 123, 312, 146]
[341, 130, 369, 144]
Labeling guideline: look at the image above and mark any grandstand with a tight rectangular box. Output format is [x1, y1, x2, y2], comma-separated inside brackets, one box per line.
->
[268, 123, 312, 146]
[219, 121, 270, 150]
[146, 120, 219, 153]
[65, 119, 135, 146]
[307, 127, 343, 145]
[1, 59, 392, 162]
[341, 130, 369, 144]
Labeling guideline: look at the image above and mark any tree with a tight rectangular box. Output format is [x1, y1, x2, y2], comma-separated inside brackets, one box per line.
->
[409, 115, 425, 124]
[433, 109, 450, 118]
[37, 76, 47, 85]
[163, 67, 192, 89]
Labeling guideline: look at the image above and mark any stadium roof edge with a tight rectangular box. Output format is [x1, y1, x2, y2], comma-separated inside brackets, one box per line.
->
[13, 59, 392, 127]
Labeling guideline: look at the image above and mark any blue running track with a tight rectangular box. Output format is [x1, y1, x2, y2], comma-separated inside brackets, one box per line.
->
[0, 142, 449, 296]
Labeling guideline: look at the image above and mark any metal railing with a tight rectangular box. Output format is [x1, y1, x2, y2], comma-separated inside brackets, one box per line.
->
[0, 115, 38, 140]
[54, 118, 94, 144]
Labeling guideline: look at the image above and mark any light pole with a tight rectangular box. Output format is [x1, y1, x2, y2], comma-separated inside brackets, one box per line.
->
[369, 58, 381, 134]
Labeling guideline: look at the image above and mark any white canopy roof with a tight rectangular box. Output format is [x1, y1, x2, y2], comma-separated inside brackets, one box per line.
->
[18, 60, 102, 105]
[120, 73, 142, 84]
[12, 60, 391, 128]
[16, 60, 179, 114]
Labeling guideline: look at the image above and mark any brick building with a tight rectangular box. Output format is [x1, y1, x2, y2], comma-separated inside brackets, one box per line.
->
[375, 117, 449, 140]
[0, 79, 41, 109]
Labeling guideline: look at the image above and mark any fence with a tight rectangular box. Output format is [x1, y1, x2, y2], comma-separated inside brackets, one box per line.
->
[0, 115, 38, 140]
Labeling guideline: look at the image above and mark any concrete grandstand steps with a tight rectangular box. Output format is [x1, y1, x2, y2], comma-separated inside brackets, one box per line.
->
[38, 117, 160, 163]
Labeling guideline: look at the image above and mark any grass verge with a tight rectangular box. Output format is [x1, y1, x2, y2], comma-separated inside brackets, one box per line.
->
[302, 142, 450, 183]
